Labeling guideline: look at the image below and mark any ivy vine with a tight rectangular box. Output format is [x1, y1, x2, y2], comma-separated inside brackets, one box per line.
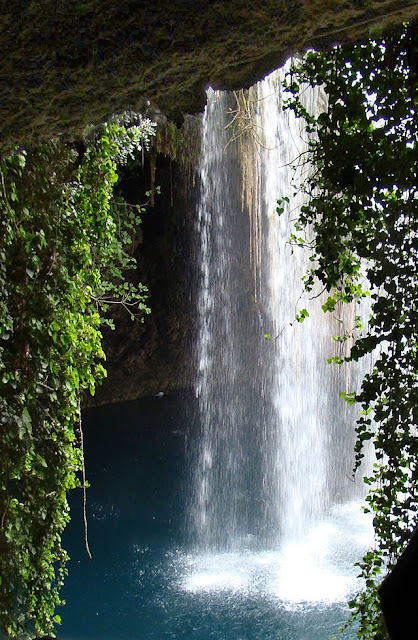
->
[0, 115, 155, 638]
[281, 21, 417, 639]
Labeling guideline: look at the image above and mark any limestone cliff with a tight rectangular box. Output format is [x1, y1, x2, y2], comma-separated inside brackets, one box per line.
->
[1, 0, 417, 152]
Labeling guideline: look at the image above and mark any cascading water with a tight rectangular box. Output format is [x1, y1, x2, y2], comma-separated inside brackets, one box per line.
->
[187, 65, 372, 584]
[59, 64, 375, 640]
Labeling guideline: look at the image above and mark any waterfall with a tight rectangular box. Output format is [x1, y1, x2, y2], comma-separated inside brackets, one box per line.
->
[188, 66, 368, 555]
[59, 65, 376, 640]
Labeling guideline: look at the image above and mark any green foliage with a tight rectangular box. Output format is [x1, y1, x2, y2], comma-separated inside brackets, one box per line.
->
[155, 121, 179, 160]
[295, 308, 309, 323]
[0, 116, 155, 637]
[283, 22, 417, 639]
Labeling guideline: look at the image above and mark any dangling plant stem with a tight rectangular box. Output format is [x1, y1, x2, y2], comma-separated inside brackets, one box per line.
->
[282, 21, 417, 639]
[0, 114, 156, 638]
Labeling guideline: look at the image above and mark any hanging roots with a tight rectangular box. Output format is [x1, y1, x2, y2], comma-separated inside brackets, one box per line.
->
[224, 90, 279, 153]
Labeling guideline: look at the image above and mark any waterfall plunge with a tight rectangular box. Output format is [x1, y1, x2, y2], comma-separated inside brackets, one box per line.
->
[58, 67, 376, 640]
[187, 66, 371, 573]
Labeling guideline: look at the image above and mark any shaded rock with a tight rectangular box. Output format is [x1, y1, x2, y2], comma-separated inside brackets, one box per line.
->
[379, 526, 418, 640]
[86, 120, 200, 406]
[1, 0, 417, 152]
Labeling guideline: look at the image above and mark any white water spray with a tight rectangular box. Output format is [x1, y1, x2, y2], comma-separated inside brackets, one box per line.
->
[187, 66, 372, 599]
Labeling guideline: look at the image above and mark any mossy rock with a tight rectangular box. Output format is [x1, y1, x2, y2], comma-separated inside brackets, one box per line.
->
[1, 0, 417, 152]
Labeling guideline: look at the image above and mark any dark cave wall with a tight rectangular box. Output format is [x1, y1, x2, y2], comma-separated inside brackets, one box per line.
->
[87, 121, 201, 406]
[1, 0, 418, 153]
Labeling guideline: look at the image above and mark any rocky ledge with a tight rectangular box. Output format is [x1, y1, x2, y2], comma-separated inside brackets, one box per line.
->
[1, 0, 417, 152]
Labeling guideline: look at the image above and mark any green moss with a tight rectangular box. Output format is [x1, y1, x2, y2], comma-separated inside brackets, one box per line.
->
[0, 0, 417, 152]
[155, 123, 179, 160]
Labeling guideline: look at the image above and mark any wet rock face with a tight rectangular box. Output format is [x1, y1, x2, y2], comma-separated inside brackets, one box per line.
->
[86, 150, 199, 407]
[1, 0, 417, 152]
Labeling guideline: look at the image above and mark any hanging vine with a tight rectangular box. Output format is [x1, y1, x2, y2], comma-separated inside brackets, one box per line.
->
[280, 22, 417, 639]
[0, 115, 155, 638]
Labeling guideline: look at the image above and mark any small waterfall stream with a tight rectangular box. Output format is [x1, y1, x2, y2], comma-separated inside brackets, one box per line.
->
[188, 66, 370, 562]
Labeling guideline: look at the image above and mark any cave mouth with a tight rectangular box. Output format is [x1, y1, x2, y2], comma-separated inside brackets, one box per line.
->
[60, 65, 374, 640]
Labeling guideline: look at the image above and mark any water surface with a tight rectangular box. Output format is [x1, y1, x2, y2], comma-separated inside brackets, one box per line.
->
[60, 395, 371, 640]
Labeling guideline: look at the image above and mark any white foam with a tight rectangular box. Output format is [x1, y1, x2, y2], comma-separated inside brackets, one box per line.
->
[178, 501, 373, 606]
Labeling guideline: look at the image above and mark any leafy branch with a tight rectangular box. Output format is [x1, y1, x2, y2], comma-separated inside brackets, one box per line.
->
[283, 22, 417, 639]
[0, 115, 156, 638]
